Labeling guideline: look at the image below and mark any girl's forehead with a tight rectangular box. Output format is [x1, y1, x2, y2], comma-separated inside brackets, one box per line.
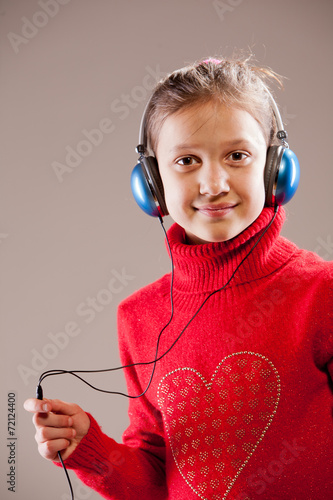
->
[163, 100, 256, 129]
[156, 101, 266, 151]
[173, 99, 223, 121]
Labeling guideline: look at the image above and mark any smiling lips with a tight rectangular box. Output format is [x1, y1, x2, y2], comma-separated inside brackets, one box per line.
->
[196, 203, 237, 218]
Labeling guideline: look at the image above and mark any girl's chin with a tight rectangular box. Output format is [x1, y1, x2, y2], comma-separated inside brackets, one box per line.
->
[184, 210, 264, 244]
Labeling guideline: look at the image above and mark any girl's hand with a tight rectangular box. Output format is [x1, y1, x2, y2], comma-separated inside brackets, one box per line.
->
[24, 398, 90, 462]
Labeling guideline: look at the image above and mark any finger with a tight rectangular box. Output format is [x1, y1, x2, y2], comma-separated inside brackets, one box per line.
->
[24, 398, 51, 414]
[38, 438, 72, 461]
[35, 425, 76, 444]
[33, 412, 74, 430]
[24, 398, 79, 417]
[47, 399, 81, 416]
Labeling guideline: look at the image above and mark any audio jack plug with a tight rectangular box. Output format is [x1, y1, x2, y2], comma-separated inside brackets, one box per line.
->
[36, 384, 43, 401]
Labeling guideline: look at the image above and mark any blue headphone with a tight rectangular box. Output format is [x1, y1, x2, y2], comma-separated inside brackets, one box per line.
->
[131, 82, 300, 218]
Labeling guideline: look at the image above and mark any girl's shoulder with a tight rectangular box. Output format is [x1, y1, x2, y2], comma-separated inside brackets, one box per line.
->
[281, 243, 333, 306]
[290, 244, 333, 278]
[279, 236, 333, 277]
[118, 272, 172, 314]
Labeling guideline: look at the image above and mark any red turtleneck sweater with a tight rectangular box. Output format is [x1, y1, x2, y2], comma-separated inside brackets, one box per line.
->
[61, 207, 333, 499]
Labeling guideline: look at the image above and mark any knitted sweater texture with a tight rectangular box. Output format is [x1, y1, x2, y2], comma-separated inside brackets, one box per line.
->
[63, 207, 333, 499]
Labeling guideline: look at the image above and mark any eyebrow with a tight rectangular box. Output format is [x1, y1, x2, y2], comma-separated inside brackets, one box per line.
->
[169, 139, 257, 154]
[169, 144, 200, 154]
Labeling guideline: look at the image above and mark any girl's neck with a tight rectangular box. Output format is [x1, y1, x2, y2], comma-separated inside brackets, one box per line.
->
[165, 207, 297, 294]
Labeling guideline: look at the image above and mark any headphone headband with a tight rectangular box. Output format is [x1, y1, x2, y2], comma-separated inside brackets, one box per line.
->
[137, 98, 151, 155]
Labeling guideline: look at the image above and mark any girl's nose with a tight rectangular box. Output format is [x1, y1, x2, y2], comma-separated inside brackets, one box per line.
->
[199, 161, 230, 196]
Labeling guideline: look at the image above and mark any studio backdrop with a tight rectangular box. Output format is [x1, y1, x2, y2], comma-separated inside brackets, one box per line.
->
[1, 0, 332, 499]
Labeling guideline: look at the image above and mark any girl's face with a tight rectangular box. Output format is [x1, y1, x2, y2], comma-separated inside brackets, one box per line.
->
[155, 101, 268, 244]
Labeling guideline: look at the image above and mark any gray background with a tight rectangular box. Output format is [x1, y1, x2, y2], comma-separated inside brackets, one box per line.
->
[1, 0, 332, 499]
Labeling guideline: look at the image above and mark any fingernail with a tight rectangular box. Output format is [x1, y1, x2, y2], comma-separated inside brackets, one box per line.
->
[68, 417, 73, 426]
[42, 403, 50, 412]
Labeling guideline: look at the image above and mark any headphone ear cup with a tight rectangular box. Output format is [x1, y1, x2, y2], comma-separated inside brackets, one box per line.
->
[142, 156, 169, 216]
[131, 156, 168, 217]
[264, 145, 281, 207]
[275, 148, 300, 205]
[264, 146, 300, 206]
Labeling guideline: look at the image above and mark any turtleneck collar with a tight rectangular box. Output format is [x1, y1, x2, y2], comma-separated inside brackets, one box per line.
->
[165, 207, 298, 294]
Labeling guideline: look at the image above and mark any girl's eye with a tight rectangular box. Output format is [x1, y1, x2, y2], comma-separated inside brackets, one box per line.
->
[176, 156, 199, 167]
[227, 152, 248, 162]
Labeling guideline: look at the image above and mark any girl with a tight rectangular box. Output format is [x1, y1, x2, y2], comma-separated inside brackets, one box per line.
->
[25, 56, 333, 499]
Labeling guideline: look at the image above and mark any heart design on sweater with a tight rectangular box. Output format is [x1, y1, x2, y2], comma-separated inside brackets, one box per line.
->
[157, 352, 280, 500]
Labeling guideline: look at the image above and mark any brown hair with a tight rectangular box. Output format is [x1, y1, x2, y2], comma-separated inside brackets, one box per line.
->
[144, 55, 284, 153]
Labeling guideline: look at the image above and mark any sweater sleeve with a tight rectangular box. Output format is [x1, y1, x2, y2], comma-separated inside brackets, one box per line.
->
[59, 413, 167, 500]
